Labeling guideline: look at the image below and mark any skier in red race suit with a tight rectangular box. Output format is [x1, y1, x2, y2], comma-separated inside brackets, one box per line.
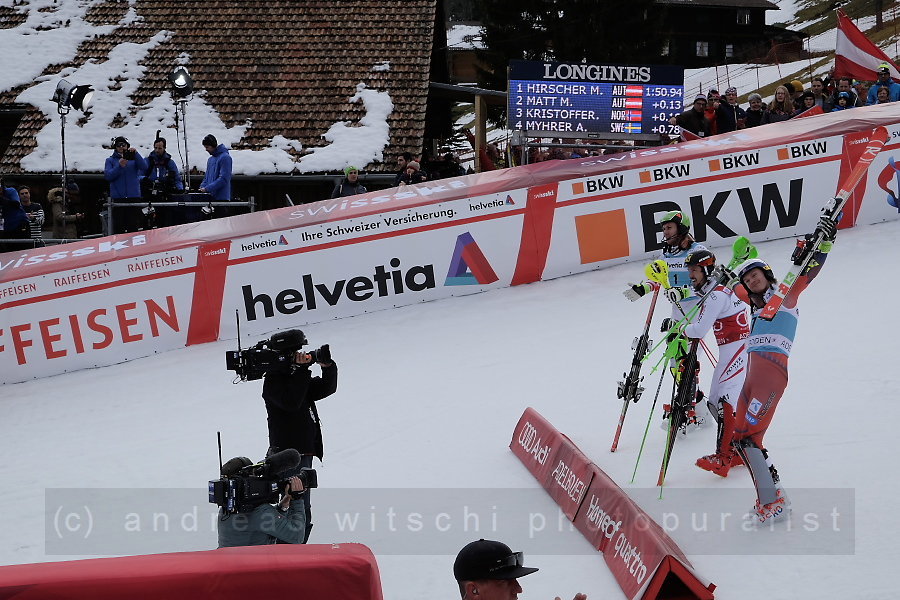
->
[725, 216, 836, 524]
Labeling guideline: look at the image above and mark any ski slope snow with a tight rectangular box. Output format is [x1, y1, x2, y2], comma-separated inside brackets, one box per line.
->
[2, 220, 898, 599]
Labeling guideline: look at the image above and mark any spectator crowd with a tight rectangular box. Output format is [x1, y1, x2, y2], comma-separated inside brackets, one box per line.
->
[670, 63, 899, 138]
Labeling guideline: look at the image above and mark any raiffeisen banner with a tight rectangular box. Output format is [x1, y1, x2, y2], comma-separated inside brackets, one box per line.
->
[3, 105, 900, 383]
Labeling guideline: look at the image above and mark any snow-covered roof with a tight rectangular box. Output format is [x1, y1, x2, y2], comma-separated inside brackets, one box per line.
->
[0, 0, 444, 176]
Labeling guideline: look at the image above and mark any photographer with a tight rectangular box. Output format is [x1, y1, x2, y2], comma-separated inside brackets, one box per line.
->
[104, 136, 147, 234]
[262, 331, 337, 543]
[217, 472, 307, 547]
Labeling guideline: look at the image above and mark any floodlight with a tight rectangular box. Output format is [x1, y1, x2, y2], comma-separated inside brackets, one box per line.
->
[51, 79, 93, 111]
[168, 66, 194, 98]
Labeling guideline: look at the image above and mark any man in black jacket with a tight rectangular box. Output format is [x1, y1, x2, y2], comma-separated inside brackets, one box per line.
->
[262, 332, 337, 542]
[669, 94, 710, 137]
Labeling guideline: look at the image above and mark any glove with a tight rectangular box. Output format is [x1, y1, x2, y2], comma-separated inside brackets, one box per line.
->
[660, 318, 677, 332]
[665, 286, 691, 304]
[711, 265, 739, 288]
[314, 344, 332, 364]
[623, 282, 650, 302]
[816, 216, 837, 242]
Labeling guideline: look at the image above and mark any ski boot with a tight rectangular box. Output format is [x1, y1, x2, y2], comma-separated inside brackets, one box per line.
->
[696, 448, 738, 477]
[753, 487, 791, 524]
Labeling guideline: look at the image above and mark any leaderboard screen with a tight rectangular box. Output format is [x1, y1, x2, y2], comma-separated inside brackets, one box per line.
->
[508, 60, 685, 137]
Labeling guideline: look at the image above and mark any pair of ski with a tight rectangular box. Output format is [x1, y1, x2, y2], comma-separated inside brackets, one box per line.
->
[612, 125, 890, 489]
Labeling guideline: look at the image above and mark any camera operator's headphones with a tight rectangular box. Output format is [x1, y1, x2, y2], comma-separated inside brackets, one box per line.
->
[268, 329, 307, 351]
[221, 456, 252, 477]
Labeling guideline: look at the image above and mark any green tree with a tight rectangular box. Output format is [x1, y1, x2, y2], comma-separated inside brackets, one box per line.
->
[476, 0, 667, 122]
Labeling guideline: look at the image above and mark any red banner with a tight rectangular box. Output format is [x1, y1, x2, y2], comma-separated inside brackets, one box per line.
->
[0, 544, 383, 600]
[837, 129, 880, 227]
[509, 408, 560, 483]
[511, 408, 715, 600]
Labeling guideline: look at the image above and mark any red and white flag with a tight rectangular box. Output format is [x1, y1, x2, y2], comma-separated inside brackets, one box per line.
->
[835, 9, 900, 81]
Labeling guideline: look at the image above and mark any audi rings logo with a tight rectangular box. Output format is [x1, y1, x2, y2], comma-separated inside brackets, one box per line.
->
[517, 421, 551, 465]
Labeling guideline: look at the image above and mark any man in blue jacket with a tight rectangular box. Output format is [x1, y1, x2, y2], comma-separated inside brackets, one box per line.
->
[1, 176, 28, 253]
[104, 136, 148, 233]
[199, 134, 232, 217]
[867, 63, 900, 105]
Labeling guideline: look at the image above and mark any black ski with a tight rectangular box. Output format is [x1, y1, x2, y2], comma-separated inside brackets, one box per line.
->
[657, 339, 700, 487]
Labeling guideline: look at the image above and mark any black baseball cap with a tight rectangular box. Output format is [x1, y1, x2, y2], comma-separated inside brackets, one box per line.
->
[453, 540, 539, 581]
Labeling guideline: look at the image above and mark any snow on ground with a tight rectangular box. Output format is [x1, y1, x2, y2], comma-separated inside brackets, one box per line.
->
[2, 218, 899, 599]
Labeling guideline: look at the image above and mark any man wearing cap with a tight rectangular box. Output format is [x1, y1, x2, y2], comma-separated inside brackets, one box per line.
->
[104, 136, 148, 234]
[453, 539, 586, 600]
[668, 95, 710, 137]
[331, 165, 368, 198]
[867, 63, 900, 105]
[716, 87, 746, 133]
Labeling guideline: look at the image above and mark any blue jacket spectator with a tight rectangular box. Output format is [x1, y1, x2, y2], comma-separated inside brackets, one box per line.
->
[104, 136, 148, 199]
[199, 134, 232, 201]
[1, 183, 27, 232]
[867, 64, 900, 105]
[146, 137, 183, 194]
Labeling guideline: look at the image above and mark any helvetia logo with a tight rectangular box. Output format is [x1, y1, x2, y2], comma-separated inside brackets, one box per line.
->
[445, 232, 499, 286]
[241, 238, 279, 253]
[242, 258, 436, 320]
[506, 195, 515, 205]
[279, 235, 289, 245]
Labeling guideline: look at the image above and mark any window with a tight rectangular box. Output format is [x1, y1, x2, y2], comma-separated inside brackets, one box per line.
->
[737, 10, 751, 25]
[696, 41, 709, 57]
[725, 43, 734, 58]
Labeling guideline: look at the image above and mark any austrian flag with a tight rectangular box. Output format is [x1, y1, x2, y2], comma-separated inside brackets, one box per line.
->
[625, 86, 643, 96]
[835, 8, 900, 82]
[625, 98, 642, 109]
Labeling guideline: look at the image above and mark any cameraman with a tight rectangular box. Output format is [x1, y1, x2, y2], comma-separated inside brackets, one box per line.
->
[262, 334, 337, 543]
[217, 475, 307, 547]
[144, 136, 183, 227]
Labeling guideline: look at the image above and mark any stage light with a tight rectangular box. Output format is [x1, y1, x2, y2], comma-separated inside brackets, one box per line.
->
[168, 66, 194, 98]
[51, 79, 93, 111]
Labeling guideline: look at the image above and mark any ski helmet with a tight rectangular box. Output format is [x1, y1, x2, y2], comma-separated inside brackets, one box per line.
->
[737, 259, 777, 289]
[657, 210, 691, 235]
[685, 249, 716, 278]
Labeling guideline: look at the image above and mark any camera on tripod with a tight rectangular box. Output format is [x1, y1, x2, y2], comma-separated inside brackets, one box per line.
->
[225, 328, 330, 381]
[209, 448, 318, 515]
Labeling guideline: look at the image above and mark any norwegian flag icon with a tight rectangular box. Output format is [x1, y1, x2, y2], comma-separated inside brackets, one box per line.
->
[627, 110, 643, 121]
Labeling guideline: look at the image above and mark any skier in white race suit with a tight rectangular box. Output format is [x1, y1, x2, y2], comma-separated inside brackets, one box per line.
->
[664, 249, 750, 476]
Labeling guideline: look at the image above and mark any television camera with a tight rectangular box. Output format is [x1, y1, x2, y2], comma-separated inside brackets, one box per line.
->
[225, 328, 330, 381]
[209, 448, 318, 515]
